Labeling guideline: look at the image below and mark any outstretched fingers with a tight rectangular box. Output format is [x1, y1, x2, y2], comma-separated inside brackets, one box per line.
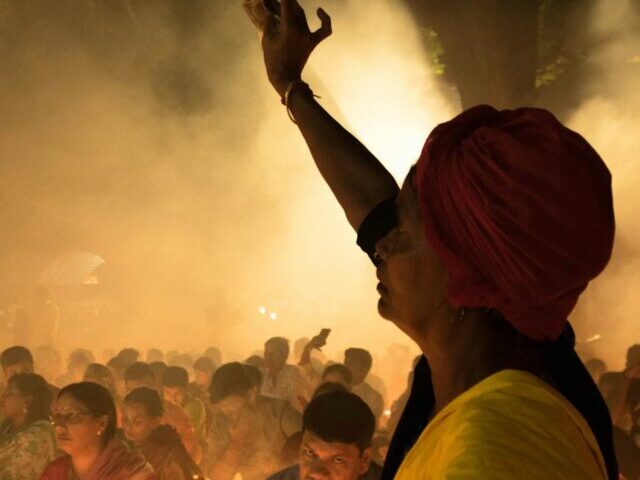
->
[311, 8, 332, 48]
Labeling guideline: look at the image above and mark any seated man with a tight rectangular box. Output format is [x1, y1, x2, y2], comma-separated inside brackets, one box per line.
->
[162, 366, 207, 453]
[190, 356, 216, 402]
[344, 349, 384, 422]
[267, 390, 381, 480]
[261, 337, 307, 411]
[124, 361, 201, 463]
[206, 362, 283, 480]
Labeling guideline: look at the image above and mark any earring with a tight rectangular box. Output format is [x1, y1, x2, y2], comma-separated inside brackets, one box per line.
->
[97, 430, 103, 436]
[22, 406, 28, 415]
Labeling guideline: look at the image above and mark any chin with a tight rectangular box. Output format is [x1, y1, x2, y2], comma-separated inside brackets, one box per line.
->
[377, 298, 396, 321]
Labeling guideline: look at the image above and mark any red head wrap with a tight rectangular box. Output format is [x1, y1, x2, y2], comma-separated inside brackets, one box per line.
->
[415, 105, 615, 341]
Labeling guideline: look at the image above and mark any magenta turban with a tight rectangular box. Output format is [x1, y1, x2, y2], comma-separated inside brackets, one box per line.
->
[415, 106, 615, 341]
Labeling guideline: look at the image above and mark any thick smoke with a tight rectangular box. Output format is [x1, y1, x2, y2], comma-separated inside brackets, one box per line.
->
[0, 0, 636, 389]
[568, 0, 640, 370]
[0, 0, 449, 398]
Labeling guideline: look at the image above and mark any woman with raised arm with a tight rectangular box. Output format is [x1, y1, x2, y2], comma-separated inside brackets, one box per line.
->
[244, 1, 618, 479]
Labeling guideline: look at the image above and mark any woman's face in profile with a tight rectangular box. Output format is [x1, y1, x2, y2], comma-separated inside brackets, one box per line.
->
[375, 170, 449, 336]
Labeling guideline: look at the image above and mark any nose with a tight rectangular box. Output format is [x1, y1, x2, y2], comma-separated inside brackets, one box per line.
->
[54, 424, 68, 434]
[308, 464, 331, 478]
[374, 232, 392, 263]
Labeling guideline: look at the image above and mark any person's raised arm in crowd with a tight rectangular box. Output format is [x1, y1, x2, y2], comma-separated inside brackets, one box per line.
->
[245, 0, 398, 230]
[297, 331, 329, 395]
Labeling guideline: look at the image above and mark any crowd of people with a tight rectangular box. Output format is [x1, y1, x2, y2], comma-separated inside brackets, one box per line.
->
[0, 332, 413, 480]
[1, 338, 639, 479]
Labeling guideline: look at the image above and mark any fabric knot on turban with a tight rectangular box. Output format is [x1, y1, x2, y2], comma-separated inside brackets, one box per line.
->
[415, 105, 615, 341]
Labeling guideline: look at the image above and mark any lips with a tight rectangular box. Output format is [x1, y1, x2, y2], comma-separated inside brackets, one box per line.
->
[377, 282, 388, 294]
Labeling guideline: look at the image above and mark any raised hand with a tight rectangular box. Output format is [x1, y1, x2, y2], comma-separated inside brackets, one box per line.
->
[244, 0, 332, 96]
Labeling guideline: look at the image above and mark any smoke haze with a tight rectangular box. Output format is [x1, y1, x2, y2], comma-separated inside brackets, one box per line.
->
[0, 0, 637, 389]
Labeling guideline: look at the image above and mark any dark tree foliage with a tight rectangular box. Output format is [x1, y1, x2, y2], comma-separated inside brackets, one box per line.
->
[401, 0, 608, 118]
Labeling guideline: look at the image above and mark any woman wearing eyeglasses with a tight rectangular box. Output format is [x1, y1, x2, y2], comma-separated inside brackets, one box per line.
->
[40, 382, 155, 480]
[0, 373, 56, 480]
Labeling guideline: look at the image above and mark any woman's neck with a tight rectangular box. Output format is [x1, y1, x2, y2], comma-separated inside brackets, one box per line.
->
[413, 308, 529, 414]
[71, 443, 104, 479]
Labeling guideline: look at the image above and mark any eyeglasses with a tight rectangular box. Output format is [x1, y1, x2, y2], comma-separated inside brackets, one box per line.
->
[0, 390, 20, 399]
[49, 412, 93, 427]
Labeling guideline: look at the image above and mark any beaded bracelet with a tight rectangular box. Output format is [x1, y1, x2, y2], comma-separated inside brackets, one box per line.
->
[281, 79, 318, 124]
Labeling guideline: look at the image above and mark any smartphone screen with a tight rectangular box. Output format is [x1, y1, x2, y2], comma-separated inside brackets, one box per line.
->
[319, 328, 331, 341]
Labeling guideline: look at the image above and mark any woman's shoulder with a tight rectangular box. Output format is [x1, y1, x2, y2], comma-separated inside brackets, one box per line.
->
[397, 370, 608, 480]
[452, 369, 593, 424]
[443, 370, 602, 446]
[40, 456, 71, 479]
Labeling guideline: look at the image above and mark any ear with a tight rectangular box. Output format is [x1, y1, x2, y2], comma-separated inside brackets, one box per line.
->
[21, 394, 34, 414]
[358, 447, 373, 475]
[97, 414, 110, 433]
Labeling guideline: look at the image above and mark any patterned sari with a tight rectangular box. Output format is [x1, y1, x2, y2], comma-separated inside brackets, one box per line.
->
[0, 419, 56, 480]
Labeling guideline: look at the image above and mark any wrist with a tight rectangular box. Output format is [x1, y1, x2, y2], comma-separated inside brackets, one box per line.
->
[281, 80, 316, 123]
[271, 76, 300, 98]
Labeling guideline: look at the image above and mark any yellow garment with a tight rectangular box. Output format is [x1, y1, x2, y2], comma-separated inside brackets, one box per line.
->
[394, 370, 607, 480]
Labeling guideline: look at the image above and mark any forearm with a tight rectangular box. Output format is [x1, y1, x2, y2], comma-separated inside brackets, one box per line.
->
[288, 90, 399, 230]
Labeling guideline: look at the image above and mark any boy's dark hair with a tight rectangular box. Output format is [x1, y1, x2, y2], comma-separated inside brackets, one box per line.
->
[322, 363, 353, 386]
[125, 386, 165, 418]
[162, 366, 189, 388]
[1, 346, 33, 368]
[209, 362, 252, 404]
[303, 390, 375, 452]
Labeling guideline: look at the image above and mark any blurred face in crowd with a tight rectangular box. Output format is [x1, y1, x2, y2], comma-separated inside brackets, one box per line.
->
[374, 172, 450, 336]
[122, 402, 161, 445]
[194, 369, 212, 388]
[264, 343, 288, 374]
[323, 372, 351, 390]
[299, 431, 372, 480]
[52, 394, 108, 456]
[163, 386, 187, 407]
[343, 357, 368, 385]
[0, 380, 28, 422]
[2, 361, 33, 381]
[213, 394, 247, 423]
[125, 376, 156, 393]
[68, 362, 90, 383]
